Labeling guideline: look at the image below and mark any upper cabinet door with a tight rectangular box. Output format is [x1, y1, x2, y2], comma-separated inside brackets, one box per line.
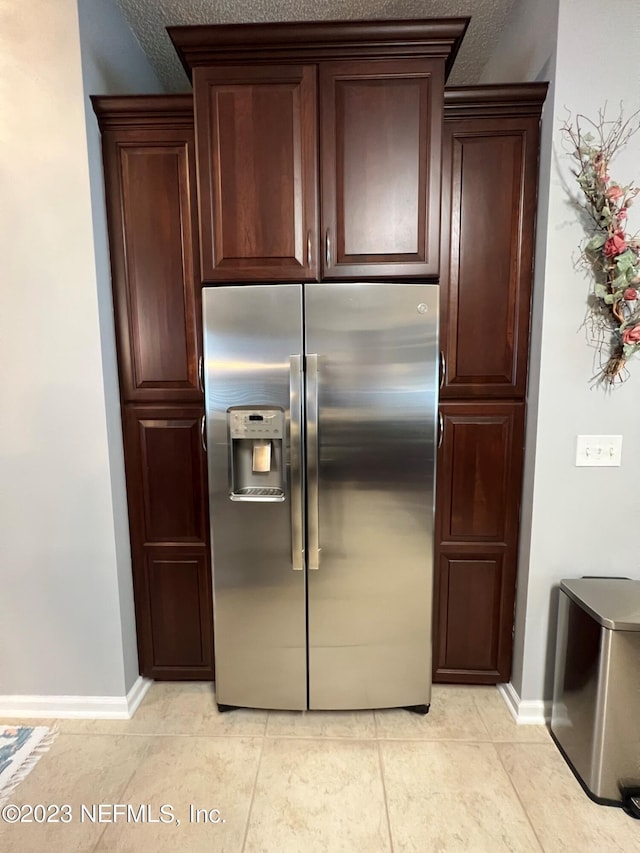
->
[194, 65, 318, 282]
[440, 113, 541, 398]
[320, 59, 443, 279]
[101, 122, 202, 403]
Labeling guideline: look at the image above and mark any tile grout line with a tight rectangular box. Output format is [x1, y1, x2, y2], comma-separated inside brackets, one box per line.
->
[240, 729, 266, 853]
[470, 693, 493, 740]
[377, 739, 395, 853]
[89, 737, 155, 853]
[494, 743, 546, 852]
[54, 728, 504, 743]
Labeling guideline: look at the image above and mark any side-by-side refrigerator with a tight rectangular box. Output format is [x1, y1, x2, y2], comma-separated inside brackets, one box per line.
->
[203, 283, 439, 712]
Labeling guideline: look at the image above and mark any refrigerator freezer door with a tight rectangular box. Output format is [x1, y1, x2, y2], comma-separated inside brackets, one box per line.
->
[305, 283, 438, 709]
[203, 285, 306, 710]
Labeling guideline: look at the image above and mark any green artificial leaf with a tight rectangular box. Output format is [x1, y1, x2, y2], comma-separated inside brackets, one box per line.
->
[623, 343, 640, 358]
[615, 250, 636, 272]
[627, 265, 639, 281]
[612, 274, 628, 292]
[587, 234, 607, 250]
[594, 283, 608, 299]
[604, 293, 616, 304]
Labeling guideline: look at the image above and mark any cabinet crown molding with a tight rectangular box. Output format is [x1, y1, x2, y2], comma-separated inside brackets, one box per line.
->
[91, 95, 193, 130]
[444, 84, 548, 119]
[168, 18, 469, 81]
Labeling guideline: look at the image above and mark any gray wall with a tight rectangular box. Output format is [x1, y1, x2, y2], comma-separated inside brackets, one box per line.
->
[0, 0, 161, 699]
[77, 0, 164, 692]
[482, 0, 640, 704]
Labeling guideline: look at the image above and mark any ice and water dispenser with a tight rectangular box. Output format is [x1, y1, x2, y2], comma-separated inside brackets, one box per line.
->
[228, 408, 285, 500]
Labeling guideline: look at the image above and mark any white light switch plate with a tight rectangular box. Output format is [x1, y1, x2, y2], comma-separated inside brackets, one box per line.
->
[576, 435, 623, 467]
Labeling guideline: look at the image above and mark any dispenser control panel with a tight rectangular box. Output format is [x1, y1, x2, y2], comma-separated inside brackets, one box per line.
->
[228, 409, 284, 439]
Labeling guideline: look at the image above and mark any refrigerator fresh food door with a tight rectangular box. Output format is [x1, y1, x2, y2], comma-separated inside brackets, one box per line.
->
[203, 285, 306, 710]
[305, 283, 438, 709]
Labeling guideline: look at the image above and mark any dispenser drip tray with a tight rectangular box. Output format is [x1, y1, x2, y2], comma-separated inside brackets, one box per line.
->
[231, 486, 285, 501]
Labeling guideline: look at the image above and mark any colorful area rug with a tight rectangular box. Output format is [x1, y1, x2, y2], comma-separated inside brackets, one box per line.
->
[0, 726, 58, 805]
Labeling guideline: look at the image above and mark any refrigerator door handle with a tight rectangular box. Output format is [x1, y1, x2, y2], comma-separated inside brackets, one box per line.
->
[306, 353, 321, 571]
[289, 355, 305, 571]
[200, 414, 207, 453]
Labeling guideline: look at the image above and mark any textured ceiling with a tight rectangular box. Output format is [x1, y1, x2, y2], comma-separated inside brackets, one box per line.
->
[115, 0, 517, 91]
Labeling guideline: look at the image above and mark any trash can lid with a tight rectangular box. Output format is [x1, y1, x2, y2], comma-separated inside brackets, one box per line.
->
[560, 578, 640, 630]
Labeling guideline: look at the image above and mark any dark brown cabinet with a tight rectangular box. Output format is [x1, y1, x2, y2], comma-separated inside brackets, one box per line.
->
[93, 33, 545, 689]
[194, 57, 443, 282]
[96, 97, 202, 403]
[174, 20, 468, 283]
[434, 401, 526, 682]
[320, 58, 442, 278]
[433, 85, 546, 684]
[93, 96, 214, 680]
[193, 64, 319, 282]
[439, 87, 543, 399]
[124, 406, 213, 678]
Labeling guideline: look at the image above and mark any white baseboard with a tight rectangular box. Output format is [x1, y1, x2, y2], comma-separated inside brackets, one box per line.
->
[0, 676, 152, 720]
[498, 682, 551, 725]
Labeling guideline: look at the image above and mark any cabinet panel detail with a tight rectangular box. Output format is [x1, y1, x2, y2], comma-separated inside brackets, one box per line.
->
[125, 406, 207, 545]
[433, 545, 517, 683]
[438, 404, 525, 543]
[320, 58, 442, 278]
[440, 115, 540, 397]
[436, 553, 504, 674]
[452, 133, 522, 381]
[141, 418, 204, 542]
[120, 145, 196, 389]
[145, 550, 210, 669]
[338, 77, 422, 256]
[194, 65, 318, 281]
[98, 117, 202, 403]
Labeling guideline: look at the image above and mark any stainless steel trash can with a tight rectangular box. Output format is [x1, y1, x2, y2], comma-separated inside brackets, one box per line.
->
[551, 578, 640, 816]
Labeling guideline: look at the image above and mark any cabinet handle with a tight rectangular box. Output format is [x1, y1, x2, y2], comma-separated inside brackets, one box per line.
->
[439, 351, 446, 389]
[198, 355, 204, 393]
[437, 411, 444, 450]
[325, 229, 331, 269]
[200, 415, 207, 453]
[307, 230, 312, 268]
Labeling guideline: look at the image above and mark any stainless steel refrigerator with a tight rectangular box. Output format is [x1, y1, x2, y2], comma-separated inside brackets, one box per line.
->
[202, 283, 439, 712]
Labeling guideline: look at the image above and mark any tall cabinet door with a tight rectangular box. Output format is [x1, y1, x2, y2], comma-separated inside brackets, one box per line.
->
[320, 59, 443, 279]
[439, 111, 540, 398]
[305, 283, 439, 710]
[101, 124, 202, 403]
[95, 96, 214, 680]
[194, 65, 318, 281]
[124, 405, 213, 678]
[434, 402, 525, 683]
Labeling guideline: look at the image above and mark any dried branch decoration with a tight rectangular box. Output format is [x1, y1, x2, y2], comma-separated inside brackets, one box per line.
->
[562, 108, 640, 385]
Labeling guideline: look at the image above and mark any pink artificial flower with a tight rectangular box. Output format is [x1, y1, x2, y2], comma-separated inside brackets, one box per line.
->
[607, 185, 624, 201]
[618, 208, 628, 221]
[624, 287, 638, 301]
[604, 232, 628, 258]
[622, 325, 640, 344]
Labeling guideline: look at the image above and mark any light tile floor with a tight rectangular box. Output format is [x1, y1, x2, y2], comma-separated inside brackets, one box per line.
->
[1, 684, 638, 852]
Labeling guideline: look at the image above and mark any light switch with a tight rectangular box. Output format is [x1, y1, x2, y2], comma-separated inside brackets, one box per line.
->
[576, 435, 623, 467]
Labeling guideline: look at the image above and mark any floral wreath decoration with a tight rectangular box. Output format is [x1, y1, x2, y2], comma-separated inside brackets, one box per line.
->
[562, 109, 640, 385]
